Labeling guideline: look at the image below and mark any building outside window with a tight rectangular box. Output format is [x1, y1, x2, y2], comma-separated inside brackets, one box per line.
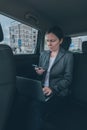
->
[0, 14, 38, 54]
[69, 36, 87, 52]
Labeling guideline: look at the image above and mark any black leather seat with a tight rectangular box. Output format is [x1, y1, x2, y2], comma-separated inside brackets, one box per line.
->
[0, 25, 16, 130]
[62, 41, 87, 130]
[71, 41, 87, 104]
[82, 41, 87, 53]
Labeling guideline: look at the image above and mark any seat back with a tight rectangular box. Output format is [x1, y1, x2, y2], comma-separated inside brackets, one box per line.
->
[82, 41, 87, 53]
[71, 41, 87, 104]
[0, 44, 16, 130]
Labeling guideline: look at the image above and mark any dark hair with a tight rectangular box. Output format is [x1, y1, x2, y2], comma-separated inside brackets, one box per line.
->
[45, 26, 64, 40]
[61, 36, 71, 50]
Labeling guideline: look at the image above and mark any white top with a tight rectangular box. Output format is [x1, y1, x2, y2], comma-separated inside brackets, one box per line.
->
[44, 57, 56, 87]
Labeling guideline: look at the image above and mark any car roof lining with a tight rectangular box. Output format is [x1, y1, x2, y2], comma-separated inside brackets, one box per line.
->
[0, 0, 87, 36]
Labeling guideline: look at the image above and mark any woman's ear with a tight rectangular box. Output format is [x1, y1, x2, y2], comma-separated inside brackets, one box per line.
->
[60, 38, 63, 44]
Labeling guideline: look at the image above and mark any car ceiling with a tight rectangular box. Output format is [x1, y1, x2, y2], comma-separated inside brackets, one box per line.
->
[0, 0, 87, 36]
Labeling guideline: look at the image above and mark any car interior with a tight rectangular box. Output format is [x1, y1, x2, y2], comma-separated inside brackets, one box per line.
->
[0, 25, 16, 130]
[0, 0, 87, 130]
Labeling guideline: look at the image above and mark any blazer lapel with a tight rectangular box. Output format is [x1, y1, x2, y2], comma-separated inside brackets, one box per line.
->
[52, 47, 66, 67]
[43, 50, 50, 69]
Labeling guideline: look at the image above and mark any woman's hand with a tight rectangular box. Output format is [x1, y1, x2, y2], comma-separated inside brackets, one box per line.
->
[43, 87, 52, 96]
[35, 67, 45, 75]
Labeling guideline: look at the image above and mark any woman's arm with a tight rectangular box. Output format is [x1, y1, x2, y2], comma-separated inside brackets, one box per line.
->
[35, 51, 46, 75]
[51, 53, 74, 95]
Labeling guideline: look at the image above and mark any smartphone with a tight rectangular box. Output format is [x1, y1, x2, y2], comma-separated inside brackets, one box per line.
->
[32, 64, 38, 68]
[32, 64, 43, 70]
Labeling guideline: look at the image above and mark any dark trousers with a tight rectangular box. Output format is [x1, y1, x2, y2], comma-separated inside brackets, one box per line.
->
[28, 95, 68, 130]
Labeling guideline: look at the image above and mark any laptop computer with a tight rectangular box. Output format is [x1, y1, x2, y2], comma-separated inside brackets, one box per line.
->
[16, 76, 53, 102]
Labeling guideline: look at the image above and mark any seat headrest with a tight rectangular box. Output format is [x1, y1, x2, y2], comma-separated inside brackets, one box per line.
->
[82, 41, 87, 53]
[61, 36, 71, 50]
[0, 44, 16, 84]
[0, 24, 3, 42]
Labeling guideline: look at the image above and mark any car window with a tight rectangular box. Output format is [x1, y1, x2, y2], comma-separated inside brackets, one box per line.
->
[69, 36, 87, 53]
[0, 14, 38, 54]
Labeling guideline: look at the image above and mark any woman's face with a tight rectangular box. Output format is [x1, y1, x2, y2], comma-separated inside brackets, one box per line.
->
[45, 33, 63, 52]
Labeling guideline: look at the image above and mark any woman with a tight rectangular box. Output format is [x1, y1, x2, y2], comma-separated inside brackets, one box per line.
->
[30, 26, 73, 130]
[36, 26, 73, 98]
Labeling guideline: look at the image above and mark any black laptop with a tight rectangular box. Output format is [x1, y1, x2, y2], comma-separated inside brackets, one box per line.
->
[16, 76, 53, 102]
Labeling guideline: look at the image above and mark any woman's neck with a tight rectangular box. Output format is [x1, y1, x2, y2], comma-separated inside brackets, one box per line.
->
[50, 49, 59, 57]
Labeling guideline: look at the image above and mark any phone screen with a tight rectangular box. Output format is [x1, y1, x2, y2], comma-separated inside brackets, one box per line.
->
[32, 64, 38, 68]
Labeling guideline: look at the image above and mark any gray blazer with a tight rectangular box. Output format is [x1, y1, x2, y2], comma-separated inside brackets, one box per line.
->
[39, 47, 74, 97]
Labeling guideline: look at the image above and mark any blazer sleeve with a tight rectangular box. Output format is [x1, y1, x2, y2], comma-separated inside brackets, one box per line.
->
[38, 51, 44, 67]
[51, 52, 74, 95]
[36, 51, 46, 80]
[39, 51, 49, 70]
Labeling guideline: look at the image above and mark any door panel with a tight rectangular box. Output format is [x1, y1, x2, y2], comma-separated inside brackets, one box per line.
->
[14, 54, 39, 79]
